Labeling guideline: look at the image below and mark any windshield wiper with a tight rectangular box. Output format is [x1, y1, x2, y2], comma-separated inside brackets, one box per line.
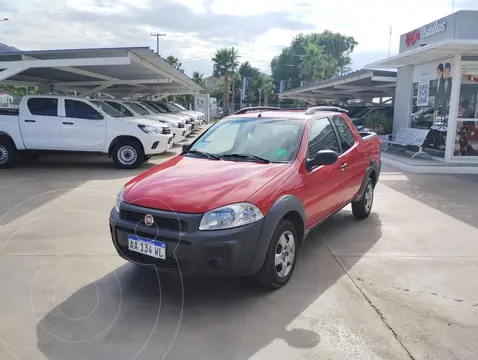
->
[221, 153, 271, 163]
[183, 149, 221, 160]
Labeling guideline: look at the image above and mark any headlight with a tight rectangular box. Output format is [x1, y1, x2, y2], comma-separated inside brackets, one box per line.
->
[199, 202, 264, 231]
[115, 188, 124, 213]
[138, 124, 161, 134]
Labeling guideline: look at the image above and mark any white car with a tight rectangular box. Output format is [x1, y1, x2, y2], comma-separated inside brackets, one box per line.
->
[170, 102, 207, 124]
[102, 99, 191, 143]
[133, 101, 195, 129]
[145, 102, 203, 129]
[0, 95, 173, 169]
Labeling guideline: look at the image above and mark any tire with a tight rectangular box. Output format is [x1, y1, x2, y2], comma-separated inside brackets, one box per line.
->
[352, 178, 374, 220]
[20, 151, 40, 163]
[112, 140, 144, 169]
[0, 137, 17, 169]
[255, 219, 298, 289]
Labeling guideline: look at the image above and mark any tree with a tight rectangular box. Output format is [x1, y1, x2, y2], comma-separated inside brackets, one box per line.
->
[166, 55, 185, 73]
[211, 47, 239, 115]
[270, 31, 357, 89]
[192, 71, 206, 88]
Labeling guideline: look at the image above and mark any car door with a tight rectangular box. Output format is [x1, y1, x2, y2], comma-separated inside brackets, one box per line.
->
[330, 115, 365, 204]
[20, 97, 62, 149]
[302, 117, 343, 228]
[61, 99, 106, 151]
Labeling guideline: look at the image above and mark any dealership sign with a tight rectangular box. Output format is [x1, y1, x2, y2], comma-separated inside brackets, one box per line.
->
[405, 21, 446, 48]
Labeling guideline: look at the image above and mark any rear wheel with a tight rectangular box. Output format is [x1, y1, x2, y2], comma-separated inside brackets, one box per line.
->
[0, 137, 17, 169]
[352, 178, 374, 219]
[255, 219, 298, 289]
[112, 141, 144, 169]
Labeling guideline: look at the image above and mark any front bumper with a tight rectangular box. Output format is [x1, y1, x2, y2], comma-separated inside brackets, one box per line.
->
[171, 128, 186, 144]
[144, 134, 173, 155]
[109, 202, 264, 276]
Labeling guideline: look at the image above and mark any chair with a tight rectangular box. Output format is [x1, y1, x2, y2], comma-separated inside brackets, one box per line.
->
[382, 128, 418, 151]
[409, 129, 431, 158]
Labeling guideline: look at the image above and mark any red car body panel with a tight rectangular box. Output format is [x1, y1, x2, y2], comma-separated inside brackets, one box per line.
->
[123, 112, 381, 230]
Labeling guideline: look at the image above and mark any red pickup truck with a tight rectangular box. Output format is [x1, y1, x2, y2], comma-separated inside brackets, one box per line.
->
[109, 111, 381, 289]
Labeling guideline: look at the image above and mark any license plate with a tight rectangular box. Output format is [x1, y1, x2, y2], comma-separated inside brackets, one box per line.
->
[128, 234, 166, 259]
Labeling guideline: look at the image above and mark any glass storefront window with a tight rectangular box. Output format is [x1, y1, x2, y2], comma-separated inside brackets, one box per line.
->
[455, 64, 478, 156]
[410, 60, 453, 158]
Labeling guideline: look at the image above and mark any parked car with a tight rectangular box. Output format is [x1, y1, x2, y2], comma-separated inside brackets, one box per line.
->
[169, 102, 207, 124]
[350, 106, 394, 130]
[109, 110, 381, 289]
[143, 101, 201, 129]
[101, 99, 191, 142]
[0, 95, 173, 169]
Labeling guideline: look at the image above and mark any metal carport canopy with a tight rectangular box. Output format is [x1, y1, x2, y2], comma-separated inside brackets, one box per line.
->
[0, 46, 203, 98]
[278, 69, 397, 104]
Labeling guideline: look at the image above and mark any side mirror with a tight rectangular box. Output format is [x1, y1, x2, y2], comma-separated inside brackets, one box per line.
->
[182, 143, 190, 152]
[306, 150, 338, 169]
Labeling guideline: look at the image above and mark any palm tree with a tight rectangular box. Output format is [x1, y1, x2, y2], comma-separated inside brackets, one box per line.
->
[211, 47, 239, 116]
[192, 71, 206, 88]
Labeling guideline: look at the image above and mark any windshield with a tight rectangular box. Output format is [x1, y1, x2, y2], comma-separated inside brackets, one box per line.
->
[153, 102, 172, 112]
[146, 102, 167, 113]
[174, 103, 187, 111]
[187, 118, 305, 163]
[90, 101, 127, 118]
[161, 102, 178, 112]
[124, 102, 149, 115]
[140, 102, 161, 114]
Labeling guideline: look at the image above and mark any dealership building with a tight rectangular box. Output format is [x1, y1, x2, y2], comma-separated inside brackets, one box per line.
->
[367, 10, 478, 165]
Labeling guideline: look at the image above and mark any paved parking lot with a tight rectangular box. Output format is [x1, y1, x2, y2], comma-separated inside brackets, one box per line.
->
[1, 137, 478, 360]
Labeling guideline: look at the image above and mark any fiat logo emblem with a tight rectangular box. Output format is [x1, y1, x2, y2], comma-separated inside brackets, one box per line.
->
[144, 214, 154, 226]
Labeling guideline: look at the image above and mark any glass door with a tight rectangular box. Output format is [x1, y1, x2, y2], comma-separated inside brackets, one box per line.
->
[451, 61, 478, 161]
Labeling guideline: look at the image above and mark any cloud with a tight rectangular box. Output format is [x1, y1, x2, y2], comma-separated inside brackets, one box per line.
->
[0, 0, 477, 78]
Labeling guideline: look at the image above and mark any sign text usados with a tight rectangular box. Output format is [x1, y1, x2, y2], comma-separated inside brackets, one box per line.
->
[405, 21, 446, 48]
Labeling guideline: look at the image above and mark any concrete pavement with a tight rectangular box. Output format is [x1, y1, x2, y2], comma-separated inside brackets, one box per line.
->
[1, 146, 478, 360]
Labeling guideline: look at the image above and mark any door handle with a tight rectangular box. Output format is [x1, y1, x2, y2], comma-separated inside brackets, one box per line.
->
[24, 119, 36, 123]
[62, 122, 74, 125]
[340, 163, 347, 170]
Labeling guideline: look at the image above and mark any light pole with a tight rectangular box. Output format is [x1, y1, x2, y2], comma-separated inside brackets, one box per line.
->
[150, 32, 166, 55]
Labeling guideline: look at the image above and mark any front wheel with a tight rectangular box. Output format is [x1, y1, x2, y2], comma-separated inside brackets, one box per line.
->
[255, 219, 298, 289]
[352, 178, 374, 219]
[112, 141, 144, 169]
[0, 138, 17, 169]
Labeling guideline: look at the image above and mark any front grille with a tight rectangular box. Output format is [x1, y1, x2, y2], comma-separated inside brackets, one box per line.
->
[120, 210, 188, 232]
[178, 123, 185, 128]
[162, 127, 171, 135]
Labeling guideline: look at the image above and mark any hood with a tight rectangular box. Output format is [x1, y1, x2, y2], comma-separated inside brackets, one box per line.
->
[121, 117, 168, 128]
[123, 156, 290, 213]
[165, 113, 189, 120]
[144, 114, 179, 123]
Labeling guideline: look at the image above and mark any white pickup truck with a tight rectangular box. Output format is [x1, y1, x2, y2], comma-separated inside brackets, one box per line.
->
[0, 95, 173, 169]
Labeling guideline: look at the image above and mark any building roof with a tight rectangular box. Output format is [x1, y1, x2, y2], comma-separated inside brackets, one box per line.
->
[366, 39, 478, 69]
[278, 69, 397, 104]
[0, 46, 203, 98]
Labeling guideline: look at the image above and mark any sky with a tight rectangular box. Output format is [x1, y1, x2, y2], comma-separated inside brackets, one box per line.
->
[0, 0, 477, 78]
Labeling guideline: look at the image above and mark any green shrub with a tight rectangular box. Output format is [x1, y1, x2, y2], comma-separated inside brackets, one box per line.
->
[364, 112, 392, 135]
